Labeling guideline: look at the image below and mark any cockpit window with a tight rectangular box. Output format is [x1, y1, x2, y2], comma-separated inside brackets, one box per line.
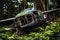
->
[19, 14, 33, 26]
[26, 14, 32, 23]
[33, 11, 38, 22]
[20, 16, 27, 26]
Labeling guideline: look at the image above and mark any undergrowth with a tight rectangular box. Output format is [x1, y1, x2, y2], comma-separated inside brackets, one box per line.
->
[0, 22, 60, 40]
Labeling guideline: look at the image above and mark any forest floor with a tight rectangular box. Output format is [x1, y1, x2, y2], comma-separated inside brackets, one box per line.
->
[0, 21, 60, 40]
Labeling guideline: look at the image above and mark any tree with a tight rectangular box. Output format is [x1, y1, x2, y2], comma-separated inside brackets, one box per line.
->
[0, 0, 21, 19]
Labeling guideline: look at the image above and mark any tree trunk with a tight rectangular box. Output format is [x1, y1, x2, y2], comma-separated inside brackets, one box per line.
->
[34, 0, 49, 11]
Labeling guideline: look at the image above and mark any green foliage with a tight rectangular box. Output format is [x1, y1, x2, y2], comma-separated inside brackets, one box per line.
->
[0, 22, 60, 40]
[0, 0, 29, 20]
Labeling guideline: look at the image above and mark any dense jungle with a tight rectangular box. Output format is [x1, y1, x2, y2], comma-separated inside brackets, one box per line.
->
[0, 0, 60, 40]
